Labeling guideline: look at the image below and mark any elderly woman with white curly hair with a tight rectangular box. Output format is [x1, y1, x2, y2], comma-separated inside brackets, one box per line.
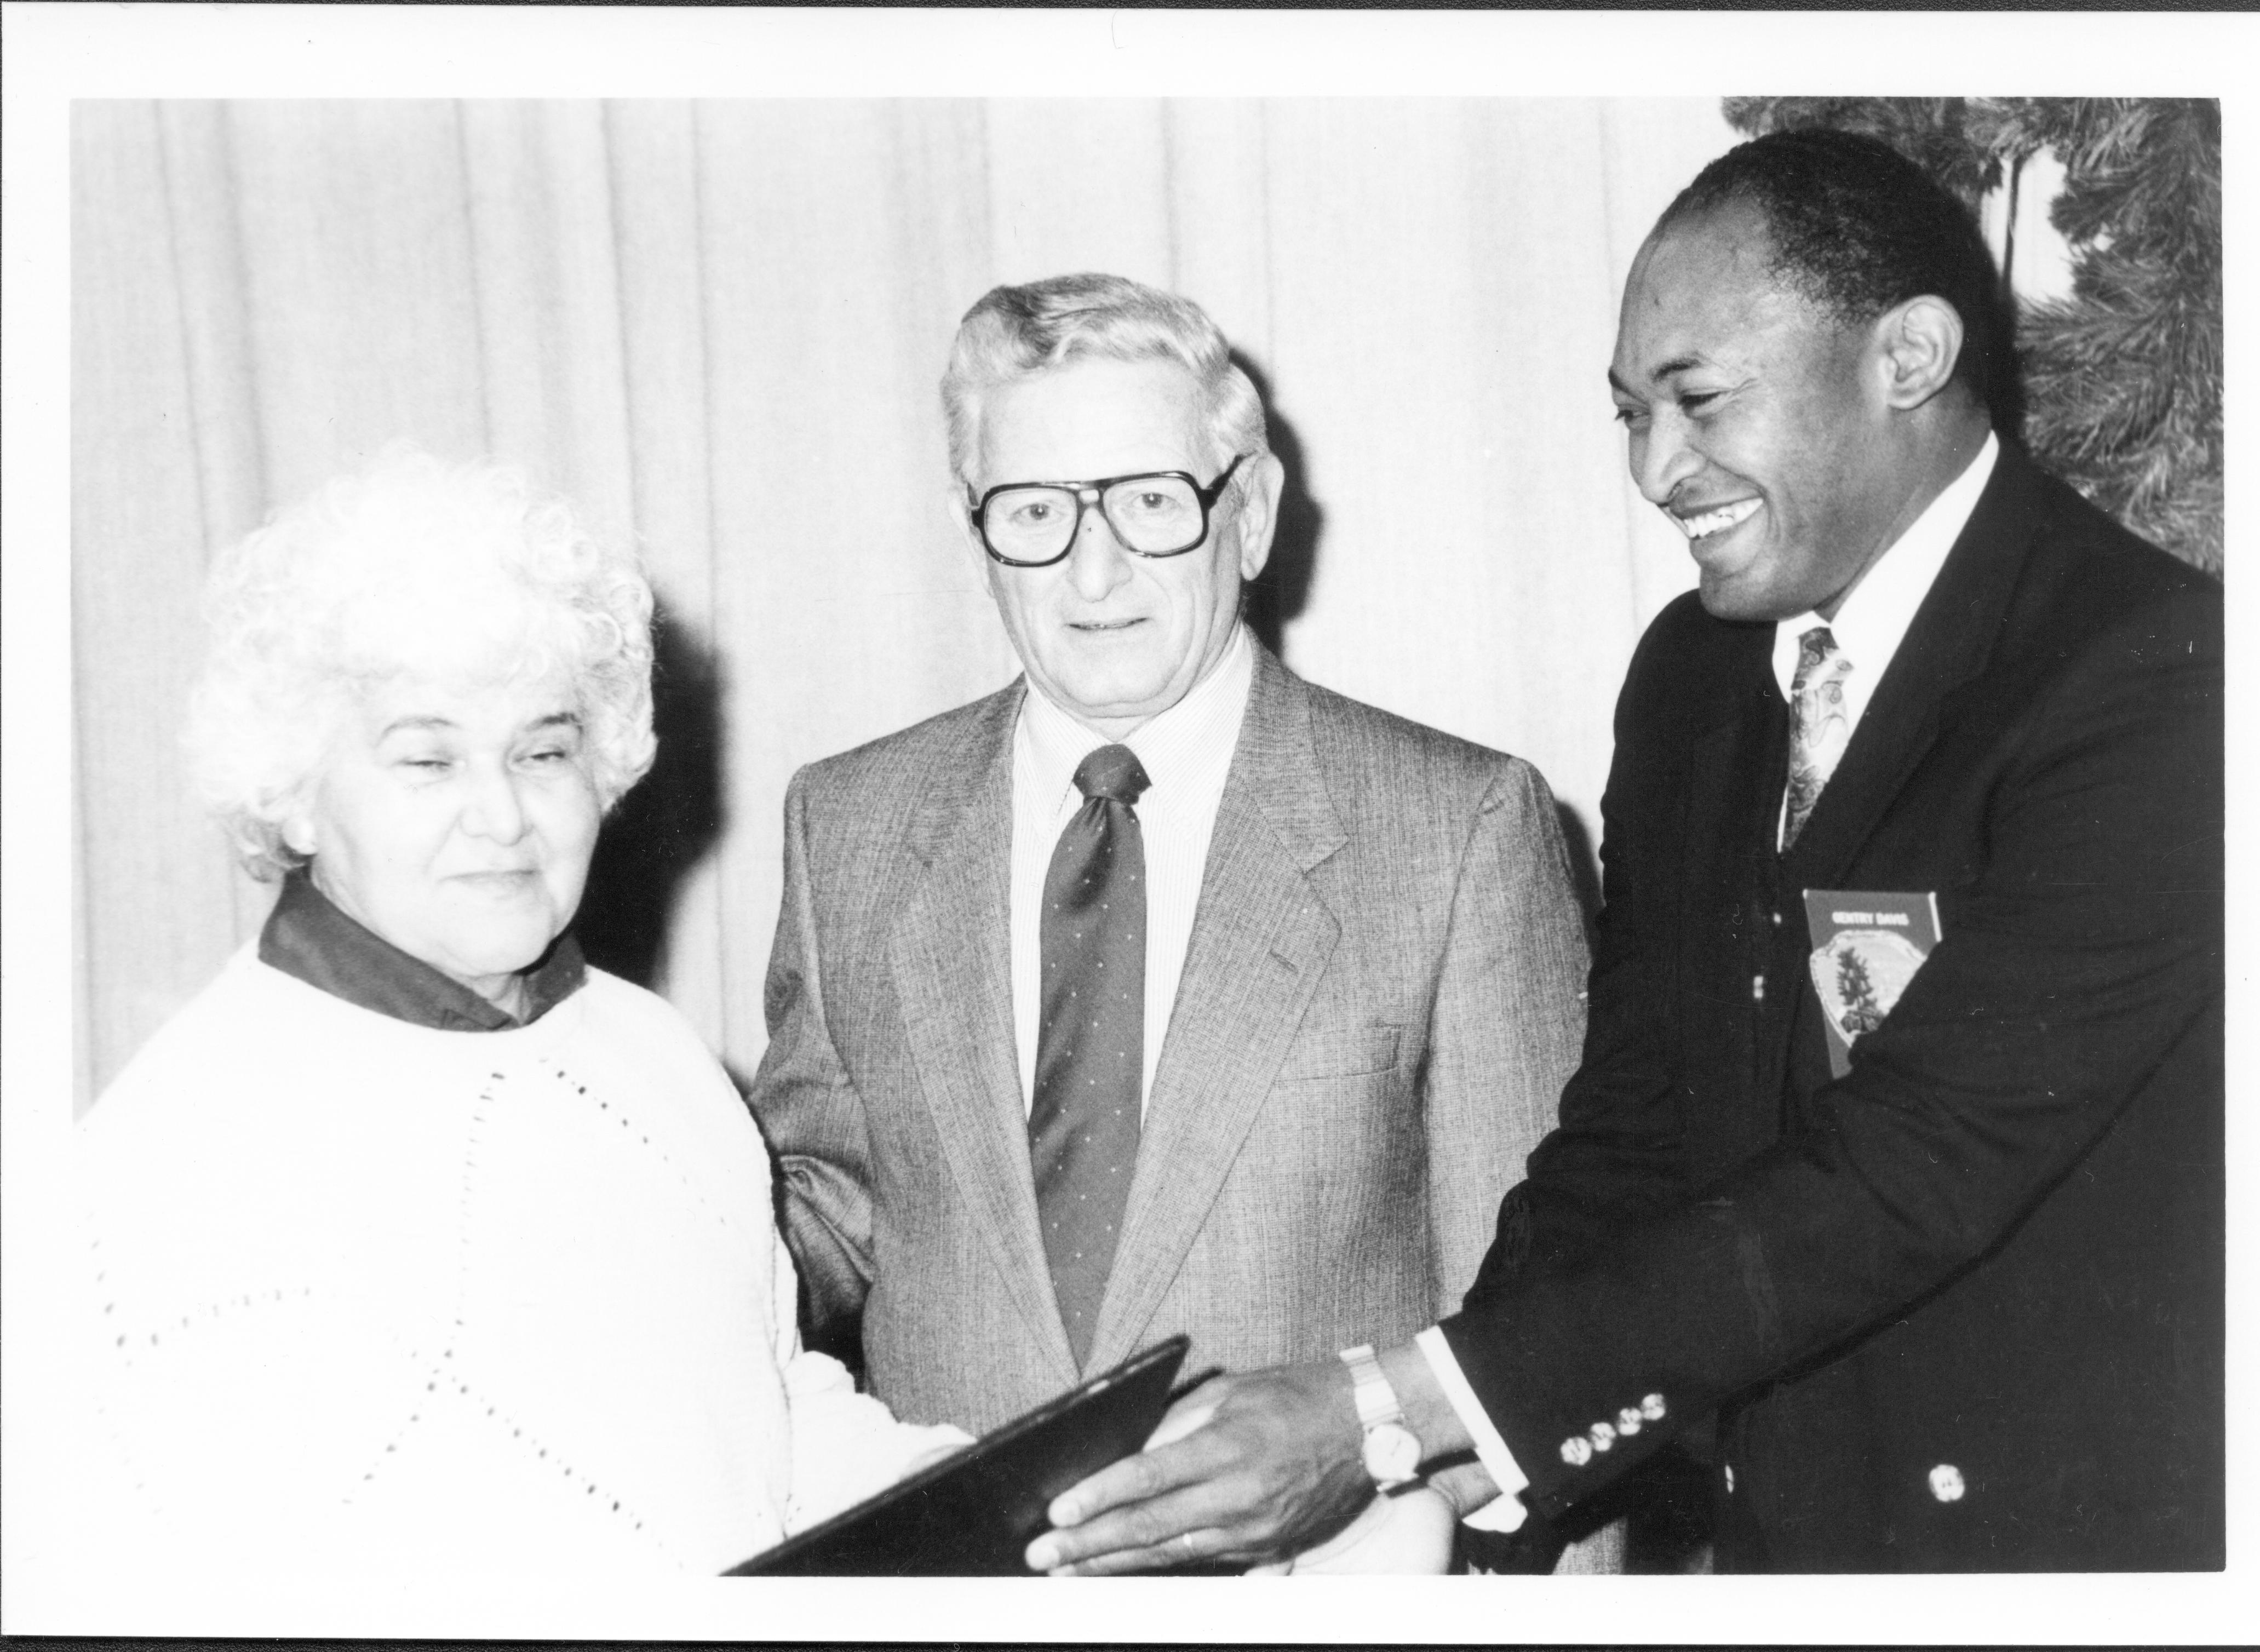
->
[72, 448, 963, 1580]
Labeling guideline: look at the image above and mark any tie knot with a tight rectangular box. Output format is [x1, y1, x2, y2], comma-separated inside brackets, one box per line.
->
[1074, 744, 1151, 806]
[1793, 625, 1846, 688]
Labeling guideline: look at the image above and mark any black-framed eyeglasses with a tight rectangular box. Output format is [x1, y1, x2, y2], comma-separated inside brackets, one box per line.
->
[968, 453, 1249, 567]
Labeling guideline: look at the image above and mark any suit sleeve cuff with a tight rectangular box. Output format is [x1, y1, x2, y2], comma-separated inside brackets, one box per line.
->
[1415, 1325, 1528, 1532]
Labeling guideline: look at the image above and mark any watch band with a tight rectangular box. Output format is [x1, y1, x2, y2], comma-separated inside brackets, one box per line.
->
[1340, 1343, 1424, 1491]
[1339, 1344, 1404, 1429]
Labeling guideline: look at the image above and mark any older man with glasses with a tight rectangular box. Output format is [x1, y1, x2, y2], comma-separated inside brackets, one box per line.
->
[748, 272, 1607, 1572]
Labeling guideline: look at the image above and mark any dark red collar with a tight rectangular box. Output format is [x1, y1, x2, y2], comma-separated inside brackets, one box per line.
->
[259, 869, 585, 1031]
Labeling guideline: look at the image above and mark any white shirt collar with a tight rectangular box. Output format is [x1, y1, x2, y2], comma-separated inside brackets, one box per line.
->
[1018, 622, 1256, 816]
[1771, 431, 1999, 708]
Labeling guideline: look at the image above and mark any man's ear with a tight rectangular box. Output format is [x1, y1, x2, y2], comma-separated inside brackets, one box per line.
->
[1874, 295, 1965, 411]
[943, 481, 992, 580]
[1231, 452, 1287, 582]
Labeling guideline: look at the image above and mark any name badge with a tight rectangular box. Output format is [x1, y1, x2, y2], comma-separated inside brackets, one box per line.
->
[1800, 888, 1943, 1079]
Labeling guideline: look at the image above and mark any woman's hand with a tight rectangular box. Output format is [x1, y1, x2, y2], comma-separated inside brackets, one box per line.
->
[1265, 1484, 1455, 1574]
[899, 1438, 972, 1478]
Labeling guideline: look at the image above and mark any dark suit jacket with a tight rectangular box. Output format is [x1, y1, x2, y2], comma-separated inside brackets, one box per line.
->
[752, 645, 1588, 1437]
[1440, 444, 2224, 1571]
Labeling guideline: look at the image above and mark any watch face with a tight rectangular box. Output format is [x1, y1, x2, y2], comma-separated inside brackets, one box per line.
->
[1363, 1421, 1422, 1485]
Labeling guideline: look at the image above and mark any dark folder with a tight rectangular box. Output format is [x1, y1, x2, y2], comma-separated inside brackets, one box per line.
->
[728, 1334, 1191, 1576]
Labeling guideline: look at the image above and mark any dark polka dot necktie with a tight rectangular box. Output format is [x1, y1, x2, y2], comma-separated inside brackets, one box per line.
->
[1029, 743, 1150, 1369]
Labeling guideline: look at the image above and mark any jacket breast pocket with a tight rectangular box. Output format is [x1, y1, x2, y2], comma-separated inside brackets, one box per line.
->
[1274, 1023, 1404, 1082]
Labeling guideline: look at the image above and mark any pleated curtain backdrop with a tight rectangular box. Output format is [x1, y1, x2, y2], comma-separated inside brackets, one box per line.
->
[71, 98, 1736, 1110]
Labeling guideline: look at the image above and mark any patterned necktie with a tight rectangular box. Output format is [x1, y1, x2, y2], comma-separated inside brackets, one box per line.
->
[1783, 624, 1854, 850]
[1029, 743, 1151, 1368]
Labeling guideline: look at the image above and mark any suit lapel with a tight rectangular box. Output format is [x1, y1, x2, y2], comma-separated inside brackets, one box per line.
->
[1091, 649, 1348, 1366]
[885, 680, 1081, 1386]
[1688, 632, 1788, 912]
[1765, 448, 2044, 1103]
[1781, 446, 2038, 891]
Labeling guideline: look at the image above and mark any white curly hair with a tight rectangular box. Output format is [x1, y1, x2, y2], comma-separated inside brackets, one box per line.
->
[185, 446, 656, 881]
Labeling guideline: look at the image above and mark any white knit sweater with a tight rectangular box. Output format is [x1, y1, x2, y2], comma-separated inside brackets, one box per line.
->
[72, 947, 962, 1579]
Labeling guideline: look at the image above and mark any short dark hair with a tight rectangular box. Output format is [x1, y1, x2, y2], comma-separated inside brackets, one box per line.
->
[1660, 127, 2009, 416]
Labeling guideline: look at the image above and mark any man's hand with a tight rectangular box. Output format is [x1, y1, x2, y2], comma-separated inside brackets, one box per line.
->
[1023, 1359, 1370, 1575]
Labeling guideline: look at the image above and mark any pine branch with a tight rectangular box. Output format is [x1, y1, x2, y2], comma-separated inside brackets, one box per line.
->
[1724, 97, 2222, 576]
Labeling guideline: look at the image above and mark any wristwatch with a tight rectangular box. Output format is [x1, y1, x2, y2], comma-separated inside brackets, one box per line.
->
[1338, 1343, 1423, 1491]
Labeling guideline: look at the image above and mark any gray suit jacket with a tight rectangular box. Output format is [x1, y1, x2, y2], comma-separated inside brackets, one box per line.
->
[750, 644, 1588, 1433]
